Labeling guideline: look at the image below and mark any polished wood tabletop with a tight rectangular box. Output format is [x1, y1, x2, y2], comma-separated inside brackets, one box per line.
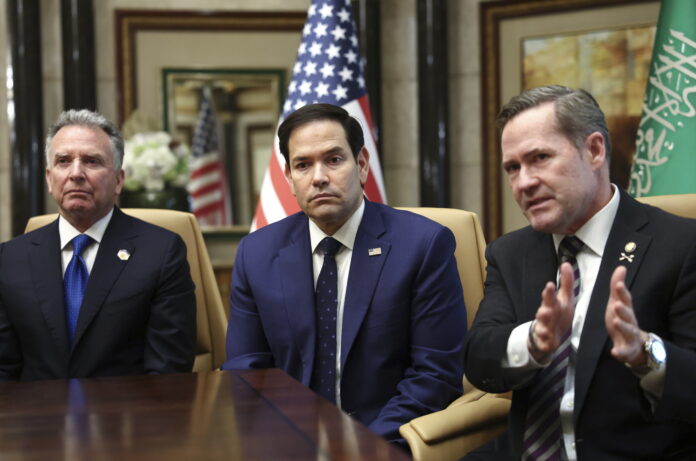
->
[0, 369, 411, 460]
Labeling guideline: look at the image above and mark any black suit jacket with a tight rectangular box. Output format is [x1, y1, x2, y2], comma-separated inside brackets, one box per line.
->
[464, 190, 696, 460]
[0, 207, 197, 380]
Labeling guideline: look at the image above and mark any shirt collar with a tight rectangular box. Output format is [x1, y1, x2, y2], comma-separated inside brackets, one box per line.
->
[309, 199, 365, 253]
[553, 184, 620, 257]
[59, 208, 114, 250]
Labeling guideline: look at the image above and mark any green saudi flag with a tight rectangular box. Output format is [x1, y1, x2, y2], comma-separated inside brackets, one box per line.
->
[629, 0, 696, 197]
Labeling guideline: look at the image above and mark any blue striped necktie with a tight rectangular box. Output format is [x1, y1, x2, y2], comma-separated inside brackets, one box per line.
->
[310, 237, 342, 403]
[64, 234, 93, 344]
[522, 236, 584, 461]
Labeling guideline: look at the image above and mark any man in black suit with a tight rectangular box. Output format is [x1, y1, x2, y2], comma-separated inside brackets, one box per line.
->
[0, 109, 196, 380]
[464, 86, 696, 460]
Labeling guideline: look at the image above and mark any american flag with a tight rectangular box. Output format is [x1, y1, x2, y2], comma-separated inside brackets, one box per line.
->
[251, 0, 386, 231]
[187, 89, 232, 226]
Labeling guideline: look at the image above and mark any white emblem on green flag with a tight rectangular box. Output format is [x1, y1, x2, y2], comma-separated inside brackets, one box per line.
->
[630, 0, 696, 197]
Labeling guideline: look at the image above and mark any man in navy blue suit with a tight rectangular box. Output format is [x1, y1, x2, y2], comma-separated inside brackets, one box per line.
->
[0, 109, 196, 380]
[222, 103, 467, 445]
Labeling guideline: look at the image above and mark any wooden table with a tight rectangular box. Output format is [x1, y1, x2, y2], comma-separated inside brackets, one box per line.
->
[0, 369, 411, 460]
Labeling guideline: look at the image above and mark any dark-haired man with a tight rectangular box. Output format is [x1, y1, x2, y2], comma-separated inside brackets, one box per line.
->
[464, 85, 696, 460]
[222, 103, 467, 445]
[0, 109, 196, 380]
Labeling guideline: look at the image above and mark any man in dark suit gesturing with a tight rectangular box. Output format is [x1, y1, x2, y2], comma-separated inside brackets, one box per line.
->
[222, 103, 467, 445]
[464, 86, 696, 460]
[0, 109, 196, 380]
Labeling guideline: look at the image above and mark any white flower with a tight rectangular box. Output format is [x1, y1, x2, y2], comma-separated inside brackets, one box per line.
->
[123, 132, 190, 192]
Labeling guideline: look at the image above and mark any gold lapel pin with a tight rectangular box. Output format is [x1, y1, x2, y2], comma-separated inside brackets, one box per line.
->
[624, 242, 637, 253]
[117, 249, 131, 261]
[368, 247, 382, 256]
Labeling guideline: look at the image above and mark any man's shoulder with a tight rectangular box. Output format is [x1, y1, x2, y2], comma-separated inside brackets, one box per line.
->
[240, 211, 306, 247]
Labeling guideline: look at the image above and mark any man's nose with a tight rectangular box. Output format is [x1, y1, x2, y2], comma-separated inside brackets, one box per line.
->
[68, 160, 86, 179]
[311, 163, 329, 186]
[516, 166, 539, 192]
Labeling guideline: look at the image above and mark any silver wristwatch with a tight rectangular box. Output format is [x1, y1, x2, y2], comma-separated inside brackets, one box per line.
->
[643, 333, 666, 371]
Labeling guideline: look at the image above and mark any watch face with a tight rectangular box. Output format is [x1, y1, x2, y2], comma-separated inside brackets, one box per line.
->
[650, 340, 667, 363]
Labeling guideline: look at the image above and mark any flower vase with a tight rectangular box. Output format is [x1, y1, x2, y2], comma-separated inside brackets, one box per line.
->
[120, 187, 190, 212]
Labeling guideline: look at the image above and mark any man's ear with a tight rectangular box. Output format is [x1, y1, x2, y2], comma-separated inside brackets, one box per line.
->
[357, 147, 370, 187]
[284, 163, 296, 196]
[585, 132, 607, 171]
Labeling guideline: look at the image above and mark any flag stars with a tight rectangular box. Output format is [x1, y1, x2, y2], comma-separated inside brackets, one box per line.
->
[350, 34, 358, 47]
[299, 80, 313, 95]
[345, 49, 357, 64]
[304, 61, 317, 76]
[319, 3, 333, 19]
[314, 22, 328, 38]
[333, 85, 348, 100]
[325, 44, 341, 60]
[288, 81, 297, 94]
[309, 41, 323, 57]
[337, 8, 350, 22]
[303, 23, 313, 36]
[294, 99, 307, 110]
[298, 42, 307, 55]
[338, 66, 353, 82]
[331, 25, 347, 41]
[319, 63, 335, 78]
[357, 76, 365, 88]
[293, 62, 303, 75]
[316, 82, 330, 98]
[308, 4, 316, 17]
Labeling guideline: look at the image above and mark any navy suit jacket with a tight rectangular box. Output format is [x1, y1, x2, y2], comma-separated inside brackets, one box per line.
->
[222, 200, 467, 442]
[464, 191, 696, 460]
[0, 207, 197, 380]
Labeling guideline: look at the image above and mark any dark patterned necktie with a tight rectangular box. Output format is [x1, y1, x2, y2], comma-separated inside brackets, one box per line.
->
[310, 237, 342, 403]
[64, 234, 93, 344]
[522, 236, 584, 461]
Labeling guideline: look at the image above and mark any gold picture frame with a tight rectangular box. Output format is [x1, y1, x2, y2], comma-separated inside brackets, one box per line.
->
[480, 0, 660, 240]
[114, 9, 305, 126]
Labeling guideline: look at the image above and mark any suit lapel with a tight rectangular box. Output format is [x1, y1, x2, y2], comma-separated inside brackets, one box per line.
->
[341, 201, 390, 370]
[72, 209, 135, 349]
[278, 215, 317, 385]
[574, 192, 650, 421]
[523, 232, 557, 321]
[29, 220, 71, 356]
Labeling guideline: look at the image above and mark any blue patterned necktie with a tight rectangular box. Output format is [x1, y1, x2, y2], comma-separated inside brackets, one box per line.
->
[64, 234, 93, 343]
[522, 236, 584, 461]
[310, 237, 342, 403]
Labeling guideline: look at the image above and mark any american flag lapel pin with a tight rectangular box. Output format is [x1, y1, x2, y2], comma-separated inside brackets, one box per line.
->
[368, 247, 382, 256]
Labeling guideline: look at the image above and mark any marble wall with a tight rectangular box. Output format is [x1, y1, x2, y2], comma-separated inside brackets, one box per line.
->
[0, 0, 486, 243]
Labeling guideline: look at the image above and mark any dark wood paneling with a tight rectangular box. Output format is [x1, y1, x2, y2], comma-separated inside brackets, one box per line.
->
[352, 0, 382, 156]
[61, 0, 97, 110]
[417, 0, 450, 207]
[7, 0, 45, 236]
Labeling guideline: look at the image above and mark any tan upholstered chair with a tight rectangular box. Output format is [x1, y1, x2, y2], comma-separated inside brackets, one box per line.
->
[25, 209, 228, 372]
[636, 193, 696, 219]
[396, 207, 511, 461]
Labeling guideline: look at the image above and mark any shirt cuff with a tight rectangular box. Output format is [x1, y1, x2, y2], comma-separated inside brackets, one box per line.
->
[503, 321, 547, 369]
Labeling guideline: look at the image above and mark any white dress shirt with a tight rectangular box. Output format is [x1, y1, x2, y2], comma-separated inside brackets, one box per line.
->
[504, 186, 666, 460]
[308, 199, 365, 408]
[59, 209, 114, 276]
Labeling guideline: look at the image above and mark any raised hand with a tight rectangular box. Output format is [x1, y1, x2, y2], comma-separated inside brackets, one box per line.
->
[605, 265, 647, 367]
[528, 262, 576, 362]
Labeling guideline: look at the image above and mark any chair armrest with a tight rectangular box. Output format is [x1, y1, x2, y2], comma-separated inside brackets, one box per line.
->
[400, 389, 511, 461]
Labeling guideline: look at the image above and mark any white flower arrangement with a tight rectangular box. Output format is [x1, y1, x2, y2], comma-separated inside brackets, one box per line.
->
[122, 132, 190, 192]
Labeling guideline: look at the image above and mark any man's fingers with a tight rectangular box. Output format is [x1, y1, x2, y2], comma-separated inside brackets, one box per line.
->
[558, 262, 575, 304]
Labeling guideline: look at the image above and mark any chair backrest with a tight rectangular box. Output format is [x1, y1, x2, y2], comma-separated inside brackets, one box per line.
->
[397, 207, 487, 329]
[636, 193, 696, 219]
[25, 209, 228, 372]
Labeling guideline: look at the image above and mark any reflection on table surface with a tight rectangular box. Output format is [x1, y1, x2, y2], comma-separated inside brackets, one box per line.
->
[0, 369, 410, 461]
